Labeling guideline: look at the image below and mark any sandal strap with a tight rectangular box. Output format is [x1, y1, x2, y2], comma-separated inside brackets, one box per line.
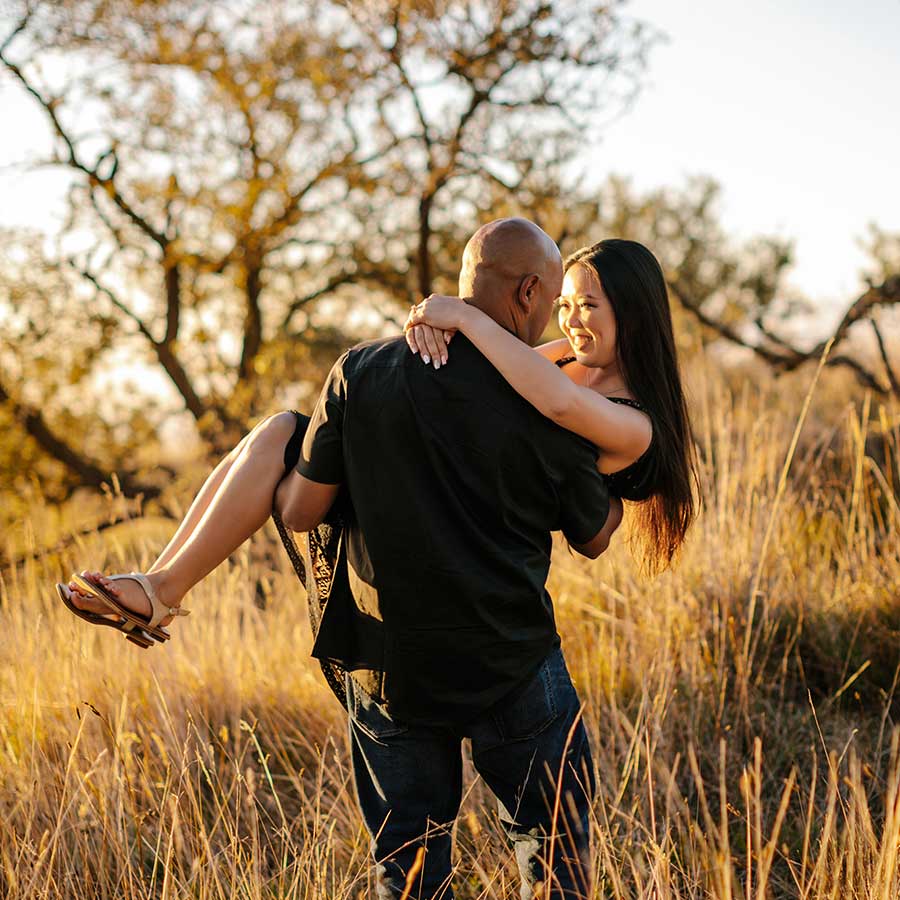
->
[106, 573, 191, 630]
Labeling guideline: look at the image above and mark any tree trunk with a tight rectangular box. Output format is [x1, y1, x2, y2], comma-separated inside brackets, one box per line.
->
[240, 262, 263, 380]
[417, 193, 434, 299]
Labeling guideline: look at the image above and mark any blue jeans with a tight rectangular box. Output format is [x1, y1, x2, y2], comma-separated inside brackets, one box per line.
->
[347, 647, 595, 899]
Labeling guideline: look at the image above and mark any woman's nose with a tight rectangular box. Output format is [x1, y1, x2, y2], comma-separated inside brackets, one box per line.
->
[564, 306, 582, 329]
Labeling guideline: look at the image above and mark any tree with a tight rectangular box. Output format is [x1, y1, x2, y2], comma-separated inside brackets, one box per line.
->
[0, 0, 652, 498]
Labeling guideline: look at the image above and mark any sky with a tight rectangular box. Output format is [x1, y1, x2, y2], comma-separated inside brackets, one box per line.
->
[1, 1, 899, 332]
[595, 0, 900, 323]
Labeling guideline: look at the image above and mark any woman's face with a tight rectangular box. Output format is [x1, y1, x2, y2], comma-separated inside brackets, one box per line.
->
[557, 264, 618, 368]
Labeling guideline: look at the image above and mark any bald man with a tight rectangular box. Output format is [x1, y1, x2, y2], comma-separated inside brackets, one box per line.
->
[275, 218, 612, 899]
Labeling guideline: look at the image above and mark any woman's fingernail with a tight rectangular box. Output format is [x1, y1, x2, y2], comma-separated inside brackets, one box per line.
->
[422, 354, 430, 364]
[434, 360, 441, 369]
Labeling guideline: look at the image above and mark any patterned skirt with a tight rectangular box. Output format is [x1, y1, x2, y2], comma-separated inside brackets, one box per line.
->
[271, 412, 347, 705]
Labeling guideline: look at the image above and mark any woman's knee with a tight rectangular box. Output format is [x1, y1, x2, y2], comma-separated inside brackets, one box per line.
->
[243, 412, 297, 462]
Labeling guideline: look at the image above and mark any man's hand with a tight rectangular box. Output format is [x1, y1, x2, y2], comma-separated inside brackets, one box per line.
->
[569, 496, 624, 559]
[275, 470, 340, 533]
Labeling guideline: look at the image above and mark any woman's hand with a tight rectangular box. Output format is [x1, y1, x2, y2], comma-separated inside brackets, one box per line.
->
[407, 294, 467, 331]
[404, 295, 466, 368]
[405, 324, 451, 368]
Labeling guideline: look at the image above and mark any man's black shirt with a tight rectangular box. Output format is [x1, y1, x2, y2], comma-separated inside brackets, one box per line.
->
[297, 334, 610, 724]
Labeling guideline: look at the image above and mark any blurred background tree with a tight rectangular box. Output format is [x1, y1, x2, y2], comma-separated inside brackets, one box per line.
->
[0, 0, 651, 502]
[0, 0, 898, 513]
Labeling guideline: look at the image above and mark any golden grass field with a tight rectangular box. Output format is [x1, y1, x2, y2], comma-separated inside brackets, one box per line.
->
[2, 355, 899, 899]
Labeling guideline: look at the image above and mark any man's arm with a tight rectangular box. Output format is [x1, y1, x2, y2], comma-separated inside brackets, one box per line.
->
[276, 350, 349, 532]
[557, 435, 616, 559]
[568, 496, 623, 559]
[274, 472, 340, 533]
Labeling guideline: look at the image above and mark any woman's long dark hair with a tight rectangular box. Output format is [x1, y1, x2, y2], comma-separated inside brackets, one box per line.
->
[565, 239, 699, 573]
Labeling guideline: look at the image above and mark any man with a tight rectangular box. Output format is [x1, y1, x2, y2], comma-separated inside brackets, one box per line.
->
[275, 218, 618, 899]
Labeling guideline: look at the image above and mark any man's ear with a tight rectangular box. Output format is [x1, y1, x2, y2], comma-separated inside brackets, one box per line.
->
[515, 273, 540, 315]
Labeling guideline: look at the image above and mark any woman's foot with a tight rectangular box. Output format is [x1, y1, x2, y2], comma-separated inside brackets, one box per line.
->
[67, 569, 184, 628]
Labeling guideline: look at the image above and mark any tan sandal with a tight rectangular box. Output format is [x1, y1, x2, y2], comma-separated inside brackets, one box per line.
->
[56, 583, 155, 648]
[67, 572, 190, 648]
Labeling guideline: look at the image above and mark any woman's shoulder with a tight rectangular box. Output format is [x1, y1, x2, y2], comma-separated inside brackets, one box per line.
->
[535, 338, 572, 363]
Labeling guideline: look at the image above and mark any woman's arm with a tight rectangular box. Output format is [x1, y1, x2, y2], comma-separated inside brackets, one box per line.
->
[406, 297, 652, 464]
[534, 337, 571, 363]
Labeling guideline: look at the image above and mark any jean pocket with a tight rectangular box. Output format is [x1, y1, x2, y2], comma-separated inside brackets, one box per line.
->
[494, 651, 561, 742]
[349, 675, 409, 742]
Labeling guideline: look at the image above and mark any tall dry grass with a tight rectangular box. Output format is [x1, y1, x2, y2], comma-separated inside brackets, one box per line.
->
[1, 358, 899, 899]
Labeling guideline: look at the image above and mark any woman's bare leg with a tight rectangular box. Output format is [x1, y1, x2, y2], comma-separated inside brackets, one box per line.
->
[70, 412, 297, 623]
[147, 431, 253, 573]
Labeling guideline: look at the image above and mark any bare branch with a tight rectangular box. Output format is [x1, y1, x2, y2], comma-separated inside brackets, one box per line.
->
[70, 262, 210, 422]
[778, 276, 900, 373]
[72, 261, 156, 342]
[0, 52, 168, 249]
[281, 271, 362, 331]
[0, 376, 160, 499]
[669, 279, 790, 366]
[0, 15, 28, 56]
[387, 7, 433, 153]
[871, 318, 900, 395]
[672, 275, 900, 395]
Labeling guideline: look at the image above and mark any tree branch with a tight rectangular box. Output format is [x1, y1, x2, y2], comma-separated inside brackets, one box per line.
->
[0, 51, 168, 249]
[779, 276, 900, 373]
[0, 377, 160, 499]
[74, 262, 156, 342]
[871, 318, 900, 395]
[671, 276, 900, 394]
[669, 279, 789, 366]
[281, 271, 361, 331]
[388, 9, 433, 154]
[72, 263, 210, 422]
[0, 15, 28, 56]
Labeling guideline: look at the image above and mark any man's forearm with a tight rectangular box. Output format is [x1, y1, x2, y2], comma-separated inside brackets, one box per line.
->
[569, 497, 623, 559]
[275, 470, 340, 532]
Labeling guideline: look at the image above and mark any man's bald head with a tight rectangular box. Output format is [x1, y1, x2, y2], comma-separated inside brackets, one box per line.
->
[459, 218, 562, 345]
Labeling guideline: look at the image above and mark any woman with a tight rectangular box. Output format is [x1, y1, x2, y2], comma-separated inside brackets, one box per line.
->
[60, 238, 696, 645]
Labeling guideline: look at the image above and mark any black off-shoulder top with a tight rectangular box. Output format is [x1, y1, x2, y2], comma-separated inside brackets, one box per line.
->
[555, 356, 657, 501]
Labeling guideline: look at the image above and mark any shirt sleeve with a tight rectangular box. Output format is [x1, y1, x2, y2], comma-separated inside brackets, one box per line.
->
[296, 352, 349, 485]
[557, 441, 610, 545]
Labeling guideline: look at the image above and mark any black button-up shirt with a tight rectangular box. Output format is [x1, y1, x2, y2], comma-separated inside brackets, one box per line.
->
[297, 334, 609, 725]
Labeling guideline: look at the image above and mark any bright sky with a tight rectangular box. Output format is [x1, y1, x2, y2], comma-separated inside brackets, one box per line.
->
[2, 1, 899, 331]
[597, 0, 900, 323]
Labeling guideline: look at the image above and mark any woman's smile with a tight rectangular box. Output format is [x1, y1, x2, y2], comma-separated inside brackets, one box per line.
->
[557, 264, 617, 368]
[570, 332, 595, 352]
